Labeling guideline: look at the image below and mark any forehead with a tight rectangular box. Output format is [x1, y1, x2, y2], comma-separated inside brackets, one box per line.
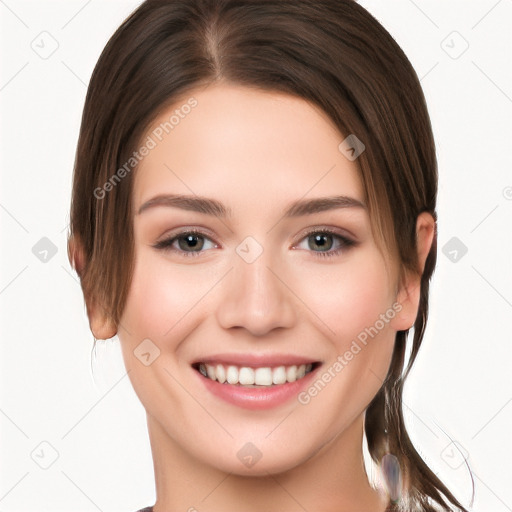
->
[133, 83, 364, 213]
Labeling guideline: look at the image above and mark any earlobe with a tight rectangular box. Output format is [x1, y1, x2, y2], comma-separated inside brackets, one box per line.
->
[390, 212, 436, 331]
[88, 306, 117, 340]
[68, 234, 118, 340]
[390, 273, 421, 331]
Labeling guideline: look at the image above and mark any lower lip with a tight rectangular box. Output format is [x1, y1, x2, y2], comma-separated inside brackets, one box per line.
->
[193, 366, 320, 410]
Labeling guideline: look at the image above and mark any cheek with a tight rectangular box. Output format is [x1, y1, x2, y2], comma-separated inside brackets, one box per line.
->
[121, 251, 215, 344]
[291, 256, 396, 433]
[293, 251, 397, 407]
[116, 251, 215, 415]
[294, 252, 396, 345]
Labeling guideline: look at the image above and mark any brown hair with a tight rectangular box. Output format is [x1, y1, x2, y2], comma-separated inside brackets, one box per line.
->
[68, 1, 470, 510]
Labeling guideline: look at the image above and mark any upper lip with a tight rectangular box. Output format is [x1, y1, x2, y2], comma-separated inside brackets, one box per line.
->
[192, 353, 321, 368]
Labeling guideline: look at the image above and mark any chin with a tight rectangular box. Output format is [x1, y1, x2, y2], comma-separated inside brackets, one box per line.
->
[196, 437, 316, 477]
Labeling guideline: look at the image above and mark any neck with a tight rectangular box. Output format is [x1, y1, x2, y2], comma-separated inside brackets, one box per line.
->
[147, 412, 389, 512]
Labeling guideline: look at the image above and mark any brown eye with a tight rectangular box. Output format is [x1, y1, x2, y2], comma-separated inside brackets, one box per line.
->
[176, 233, 205, 251]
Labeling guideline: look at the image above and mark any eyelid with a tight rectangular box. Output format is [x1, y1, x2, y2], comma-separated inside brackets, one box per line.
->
[291, 227, 357, 258]
[153, 227, 220, 252]
[154, 225, 219, 244]
[292, 225, 357, 246]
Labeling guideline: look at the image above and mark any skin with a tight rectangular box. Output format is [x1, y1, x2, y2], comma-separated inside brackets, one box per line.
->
[74, 82, 435, 512]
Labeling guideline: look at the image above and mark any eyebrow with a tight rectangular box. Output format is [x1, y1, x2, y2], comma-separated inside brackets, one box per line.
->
[137, 194, 366, 217]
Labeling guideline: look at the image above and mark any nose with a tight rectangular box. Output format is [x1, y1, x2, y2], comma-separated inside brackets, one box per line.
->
[215, 247, 297, 336]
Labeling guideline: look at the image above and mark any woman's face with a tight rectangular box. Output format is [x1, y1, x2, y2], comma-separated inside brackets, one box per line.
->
[117, 82, 410, 475]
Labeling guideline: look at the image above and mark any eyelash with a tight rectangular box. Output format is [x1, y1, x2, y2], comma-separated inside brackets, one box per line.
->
[153, 228, 356, 259]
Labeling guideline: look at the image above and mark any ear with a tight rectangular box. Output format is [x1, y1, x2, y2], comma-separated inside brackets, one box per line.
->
[68, 235, 117, 340]
[390, 212, 436, 331]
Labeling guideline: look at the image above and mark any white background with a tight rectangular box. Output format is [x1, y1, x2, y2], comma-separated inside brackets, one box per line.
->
[0, 1, 511, 511]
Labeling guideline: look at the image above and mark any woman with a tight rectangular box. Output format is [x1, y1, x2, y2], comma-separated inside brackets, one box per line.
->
[67, 0, 470, 510]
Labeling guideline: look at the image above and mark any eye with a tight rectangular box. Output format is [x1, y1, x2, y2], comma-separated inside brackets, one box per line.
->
[153, 227, 356, 259]
[294, 228, 356, 258]
[153, 229, 217, 257]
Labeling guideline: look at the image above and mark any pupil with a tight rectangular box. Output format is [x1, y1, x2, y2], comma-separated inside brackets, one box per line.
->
[179, 234, 203, 251]
[311, 233, 332, 251]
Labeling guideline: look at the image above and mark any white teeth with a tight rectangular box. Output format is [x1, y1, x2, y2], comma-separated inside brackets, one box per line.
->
[286, 365, 297, 382]
[198, 362, 315, 386]
[206, 364, 216, 380]
[226, 365, 238, 384]
[272, 366, 287, 385]
[215, 364, 226, 383]
[238, 367, 255, 385]
[254, 367, 273, 385]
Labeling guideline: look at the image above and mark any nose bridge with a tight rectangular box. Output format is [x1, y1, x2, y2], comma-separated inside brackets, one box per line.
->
[215, 236, 296, 335]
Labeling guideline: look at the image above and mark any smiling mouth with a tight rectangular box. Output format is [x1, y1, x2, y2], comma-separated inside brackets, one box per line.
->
[192, 362, 320, 387]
